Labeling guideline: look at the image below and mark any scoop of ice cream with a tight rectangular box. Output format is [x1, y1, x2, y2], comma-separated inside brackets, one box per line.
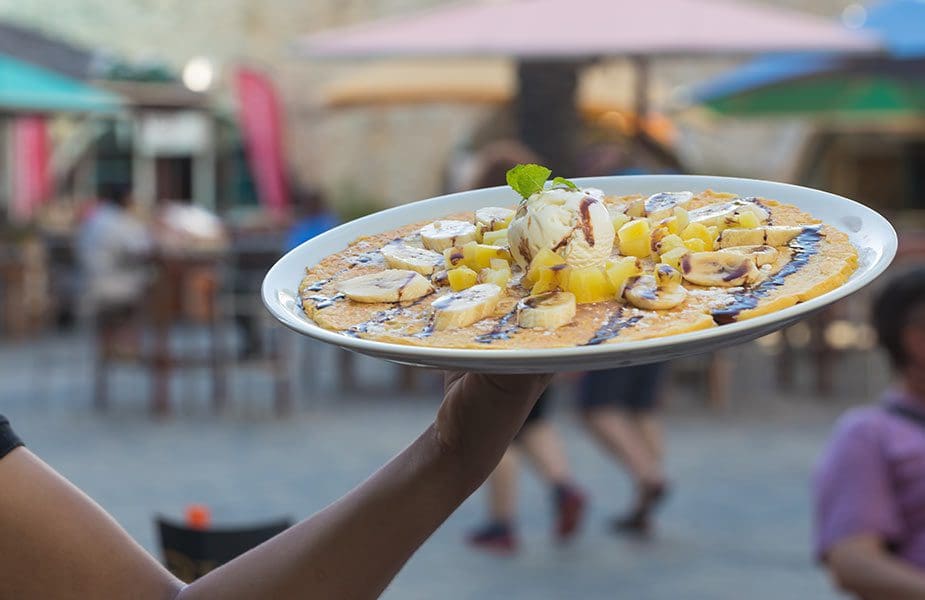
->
[508, 187, 614, 270]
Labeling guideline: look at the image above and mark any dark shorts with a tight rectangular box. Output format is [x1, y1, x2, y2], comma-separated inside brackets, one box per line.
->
[578, 363, 666, 414]
[96, 302, 137, 330]
[0, 415, 23, 460]
[515, 389, 551, 439]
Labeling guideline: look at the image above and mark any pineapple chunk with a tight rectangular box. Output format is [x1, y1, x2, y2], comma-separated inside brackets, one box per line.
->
[660, 246, 690, 270]
[479, 266, 511, 288]
[654, 263, 682, 287]
[463, 243, 511, 270]
[734, 211, 761, 229]
[524, 248, 566, 286]
[443, 246, 466, 268]
[554, 264, 572, 292]
[617, 219, 652, 258]
[624, 198, 645, 217]
[656, 233, 685, 254]
[683, 238, 708, 252]
[611, 212, 631, 233]
[673, 206, 690, 234]
[444, 243, 512, 271]
[531, 267, 560, 295]
[604, 257, 642, 298]
[681, 223, 714, 249]
[447, 266, 478, 291]
[489, 258, 509, 270]
[660, 216, 679, 234]
[481, 229, 509, 247]
[567, 267, 614, 304]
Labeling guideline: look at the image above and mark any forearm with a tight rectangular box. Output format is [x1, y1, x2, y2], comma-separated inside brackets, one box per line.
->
[830, 540, 925, 600]
[182, 374, 543, 600]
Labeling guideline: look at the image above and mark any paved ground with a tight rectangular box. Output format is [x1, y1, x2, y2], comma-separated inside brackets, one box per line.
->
[1, 328, 891, 599]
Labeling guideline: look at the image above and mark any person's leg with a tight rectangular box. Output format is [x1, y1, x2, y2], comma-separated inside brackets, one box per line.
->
[468, 390, 586, 550]
[579, 367, 668, 535]
[635, 413, 664, 464]
[485, 447, 520, 524]
[517, 421, 571, 483]
[517, 418, 587, 542]
[467, 396, 546, 553]
[581, 406, 664, 486]
[467, 446, 521, 553]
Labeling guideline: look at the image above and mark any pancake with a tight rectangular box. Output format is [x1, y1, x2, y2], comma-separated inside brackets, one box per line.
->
[298, 191, 858, 349]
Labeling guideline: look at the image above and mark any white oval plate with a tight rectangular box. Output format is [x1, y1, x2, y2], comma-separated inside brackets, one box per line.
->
[263, 175, 896, 373]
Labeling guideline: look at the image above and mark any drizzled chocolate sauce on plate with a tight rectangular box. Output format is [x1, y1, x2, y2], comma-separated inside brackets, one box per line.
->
[712, 226, 822, 324]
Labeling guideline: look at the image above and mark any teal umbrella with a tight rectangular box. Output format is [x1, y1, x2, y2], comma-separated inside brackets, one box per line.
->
[0, 53, 123, 114]
[701, 58, 925, 116]
[693, 0, 925, 117]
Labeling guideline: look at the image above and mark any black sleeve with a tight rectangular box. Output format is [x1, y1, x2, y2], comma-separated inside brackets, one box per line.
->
[0, 415, 23, 460]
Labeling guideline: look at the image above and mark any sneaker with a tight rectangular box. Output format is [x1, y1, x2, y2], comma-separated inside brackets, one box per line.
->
[611, 482, 668, 537]
[554, 485, 587, 543]
[467, 521, 518, 554]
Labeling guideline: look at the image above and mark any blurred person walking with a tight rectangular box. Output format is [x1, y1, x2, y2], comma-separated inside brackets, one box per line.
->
[579, 366, 669, 536]
[573, 141, 676, 536]
[467, 390, 587, 553]
[813, 267, 925, 599]
[462, 141, 587, 553]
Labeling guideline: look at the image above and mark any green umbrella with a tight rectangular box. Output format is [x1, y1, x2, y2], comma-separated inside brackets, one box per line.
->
[700, 59, 925, 117]
[0, 53, 123, 114]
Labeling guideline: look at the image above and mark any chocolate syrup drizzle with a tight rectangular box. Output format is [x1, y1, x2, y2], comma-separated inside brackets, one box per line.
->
[306, 293, 346, 309]
[344, 296, 430, 338]
[475, 308, 520, 344]
[302, 250, 383, 304]
[711, 226, 823, 325]
[584, 309, 644, 346]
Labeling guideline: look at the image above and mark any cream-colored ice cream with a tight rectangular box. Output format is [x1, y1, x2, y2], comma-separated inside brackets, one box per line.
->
[508, 187, 614, 270]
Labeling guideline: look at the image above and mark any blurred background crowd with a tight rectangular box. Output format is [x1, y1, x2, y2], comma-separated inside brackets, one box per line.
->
[1, 0, 923, 598]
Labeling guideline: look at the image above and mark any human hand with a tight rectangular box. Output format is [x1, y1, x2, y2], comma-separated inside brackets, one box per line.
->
[435, 372, 552, 468]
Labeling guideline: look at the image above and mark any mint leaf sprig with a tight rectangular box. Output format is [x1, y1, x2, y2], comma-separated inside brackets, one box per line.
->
[505, 164, 579, 200]
[551, 176, 578, 191]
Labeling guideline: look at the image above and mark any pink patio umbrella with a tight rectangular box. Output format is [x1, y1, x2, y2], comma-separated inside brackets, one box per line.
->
[297, 0, 881, 171]
[298, 0, 879, 60]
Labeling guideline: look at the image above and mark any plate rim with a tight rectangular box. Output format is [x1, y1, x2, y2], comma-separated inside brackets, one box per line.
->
[262, 174, 897, 368]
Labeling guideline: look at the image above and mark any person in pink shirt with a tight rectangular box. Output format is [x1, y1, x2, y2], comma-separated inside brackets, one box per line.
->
[814, 267, 925, 599]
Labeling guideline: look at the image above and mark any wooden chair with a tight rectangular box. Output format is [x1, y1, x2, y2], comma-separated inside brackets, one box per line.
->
[224, 233, 294, 415]
[94, 252, 228, 416]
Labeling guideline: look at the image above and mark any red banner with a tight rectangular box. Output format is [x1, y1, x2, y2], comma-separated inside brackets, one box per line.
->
[12, 116, 51, 222]
[233, 67, 290, 217]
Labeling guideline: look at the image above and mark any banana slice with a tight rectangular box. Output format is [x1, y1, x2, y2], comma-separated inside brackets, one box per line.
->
[336, 269, 434, 303]
[624, 267, 687, 310]
[688, 198, 769, 228]
[718, 244, 779, 266]
[717, 226, 805, 248]
[517, 291, 577, 330]
[380, 244, 444, 275]
[431, 283, 502, 331]
[475, 207, 515, 233]
[645, 191, 693, 221]
[680, 251, 762, 287]
[420, 220, 478, 251]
